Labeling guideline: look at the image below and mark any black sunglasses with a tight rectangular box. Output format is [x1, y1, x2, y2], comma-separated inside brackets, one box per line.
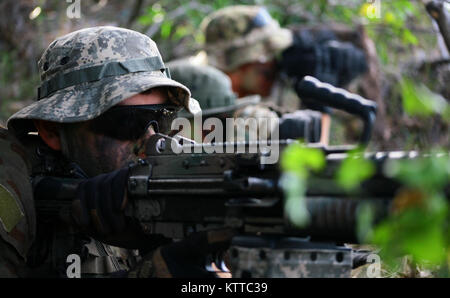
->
[89, 104, 181, 140]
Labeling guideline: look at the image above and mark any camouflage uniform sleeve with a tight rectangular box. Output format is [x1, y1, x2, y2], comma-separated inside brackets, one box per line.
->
[0, 128, 36, 277]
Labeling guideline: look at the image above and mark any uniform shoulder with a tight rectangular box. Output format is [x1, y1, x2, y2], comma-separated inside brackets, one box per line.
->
[0, 127, 35, 260]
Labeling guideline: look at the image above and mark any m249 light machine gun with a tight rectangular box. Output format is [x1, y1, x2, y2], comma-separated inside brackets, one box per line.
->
[122, 77, 406, 278]
[34, 77, 436, 277]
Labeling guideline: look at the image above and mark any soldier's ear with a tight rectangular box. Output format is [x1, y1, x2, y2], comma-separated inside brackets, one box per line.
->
[33, 120, 61, 151]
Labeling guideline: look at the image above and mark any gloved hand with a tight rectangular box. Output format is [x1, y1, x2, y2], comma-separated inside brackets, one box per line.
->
[132, 229, 235, 278]
[280, 34, 367, 87]
[319, 40, 368, 86]
[280, 30, 368, 113]
[279, 44, 317, 80]
[72, 167, 130, 235]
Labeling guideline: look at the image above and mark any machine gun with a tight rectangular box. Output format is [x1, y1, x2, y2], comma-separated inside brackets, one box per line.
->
[33, 77, 438, 277]
[34, 134, 411, 277]
[125, 134, 409, 277]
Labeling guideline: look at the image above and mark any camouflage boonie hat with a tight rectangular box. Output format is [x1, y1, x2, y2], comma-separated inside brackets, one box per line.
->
[167, 61, 260, 117]
[7, 26, 201, 135]
[201, 5, 293, 72]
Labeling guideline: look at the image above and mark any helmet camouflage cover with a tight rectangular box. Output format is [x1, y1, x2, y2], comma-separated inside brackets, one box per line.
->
[167, 61, 260, 117]
[201, 5, 293, 72]
[7, 26, 201, 135]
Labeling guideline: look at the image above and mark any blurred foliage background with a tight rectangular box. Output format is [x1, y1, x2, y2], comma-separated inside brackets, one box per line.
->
[0, 0, 448, 278]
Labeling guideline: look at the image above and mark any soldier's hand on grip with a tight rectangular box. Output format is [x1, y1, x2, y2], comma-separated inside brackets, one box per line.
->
[146, 229, 235, 278]
[72, 167, 130, 235]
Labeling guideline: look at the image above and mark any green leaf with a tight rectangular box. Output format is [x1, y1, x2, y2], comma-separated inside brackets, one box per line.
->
[281, 143, 325, 178]
[281, 172, 310, 227]
[138, 13, 155, 26]
[402, 29, 418, 45]
[160, 20, 173, 39]
[174, 25, 190, 40]
[280, 143, 324, 228]
[400, 78, 449, 118]
[384, 11, 397, 25]
[356, 202, 376, 243]
[400, 78, 433, 116]
[336, 148, 375, 191]
[403, 223, 445, 264]
[371, 193, 449, 268]
[384, 153, 450, 193]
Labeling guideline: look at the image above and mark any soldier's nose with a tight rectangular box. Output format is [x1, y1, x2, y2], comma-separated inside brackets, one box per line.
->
[132, 125, 158, 158]
[146, 124, 157, 136]
[141, 125, 159, 157]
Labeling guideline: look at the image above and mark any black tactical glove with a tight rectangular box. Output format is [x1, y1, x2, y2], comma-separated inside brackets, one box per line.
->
[279, 28, 335, 80]
[319, 39, 368, 86]
[132, 229, 235, 278]
[280, 30, 367, 87]
[73, 167, 130, 235]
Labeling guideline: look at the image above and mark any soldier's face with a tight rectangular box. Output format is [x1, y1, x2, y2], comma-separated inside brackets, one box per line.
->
[236, 60, 278, 97]
[59, 89, 170, 177]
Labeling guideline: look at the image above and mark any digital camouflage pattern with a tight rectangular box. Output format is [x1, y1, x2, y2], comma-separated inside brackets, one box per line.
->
[80, 238, 140, 276]
[229, 245, 352, 278]
[167, 61, 260, 117]
[201, 5, 292, 71]
[0, 127, 35, 277]
[7, 26, 201, 136]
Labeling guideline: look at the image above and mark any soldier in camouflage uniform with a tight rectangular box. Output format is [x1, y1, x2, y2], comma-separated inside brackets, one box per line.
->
[168, 61, 268, 141]
[198, 5, 329, 143]
[168, 59, 323, 143]
[1, 26, 232, 278]
[200, 5, 292, 97]
[199, 5, 368, 144]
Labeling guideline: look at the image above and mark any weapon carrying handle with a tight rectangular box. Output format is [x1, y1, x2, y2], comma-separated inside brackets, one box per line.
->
[296, 76, 377, 145]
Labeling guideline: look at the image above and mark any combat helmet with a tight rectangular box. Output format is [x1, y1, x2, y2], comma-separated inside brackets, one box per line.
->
[7, 26, 201, 136]
[167, 61, 260, 118]
[200, 5, 292, 72]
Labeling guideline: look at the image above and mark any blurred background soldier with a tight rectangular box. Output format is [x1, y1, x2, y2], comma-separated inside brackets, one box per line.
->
[168, 61, 263, 141]
[198, 5, 370, 145]
[169, 60, 323, 143]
